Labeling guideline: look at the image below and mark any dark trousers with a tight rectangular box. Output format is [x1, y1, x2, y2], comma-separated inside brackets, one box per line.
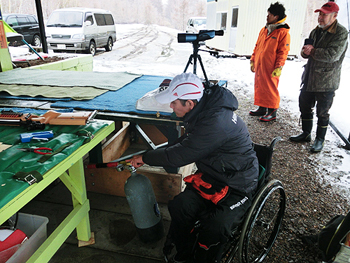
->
[299, 89, 335, 127]
[167, 187, 252, 262]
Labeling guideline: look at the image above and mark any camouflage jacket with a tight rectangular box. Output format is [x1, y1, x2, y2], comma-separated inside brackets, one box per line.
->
[301, 20, 348, 92]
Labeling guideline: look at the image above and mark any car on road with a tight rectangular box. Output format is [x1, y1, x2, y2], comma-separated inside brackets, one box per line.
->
[186, 17, 207, 34]
[3, 13, 42, 46]
[45, 7, 117, 56]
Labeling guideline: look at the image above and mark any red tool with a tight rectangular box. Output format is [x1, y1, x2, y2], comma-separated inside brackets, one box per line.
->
[18, 147, 53, 155]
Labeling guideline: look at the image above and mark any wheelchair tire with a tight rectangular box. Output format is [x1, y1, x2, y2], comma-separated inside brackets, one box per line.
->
[237, 179, 286, 263]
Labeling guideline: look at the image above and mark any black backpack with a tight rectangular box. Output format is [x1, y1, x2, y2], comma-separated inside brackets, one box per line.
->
[318, 211, 350, 262]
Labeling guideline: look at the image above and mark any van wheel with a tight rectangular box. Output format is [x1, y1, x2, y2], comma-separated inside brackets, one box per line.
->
[105, 37, 113, 52]
[87, 41, 96, 56]
[32, 35, 41, 46]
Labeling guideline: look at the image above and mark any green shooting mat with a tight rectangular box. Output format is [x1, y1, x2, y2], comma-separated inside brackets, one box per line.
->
[0, 121, 109, 209]
[0, 69, 142, 100]
[0, 84, 108, 100]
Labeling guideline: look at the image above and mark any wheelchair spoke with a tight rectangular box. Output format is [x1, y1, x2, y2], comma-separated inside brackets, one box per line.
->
[256, 202, 280, 229]
[237, 180, 286, 263]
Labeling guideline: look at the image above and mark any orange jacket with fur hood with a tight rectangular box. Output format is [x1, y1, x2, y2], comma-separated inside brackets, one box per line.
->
[251, 17, 290, 109]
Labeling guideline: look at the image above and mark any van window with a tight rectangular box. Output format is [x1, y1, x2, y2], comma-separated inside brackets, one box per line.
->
[47, 11, 83, 27]
[194, 19, 206, 26]
[104, 14, 114, 25]
[85, 13, 94, 25]
[94, 14, 106, 26]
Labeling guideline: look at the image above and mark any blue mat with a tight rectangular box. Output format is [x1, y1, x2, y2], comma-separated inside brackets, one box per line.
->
[51, 75, 172, 116]
[0, 107, 74, 115]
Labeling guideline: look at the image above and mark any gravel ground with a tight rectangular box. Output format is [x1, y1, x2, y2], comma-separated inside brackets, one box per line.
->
[233, 91, 349, 263]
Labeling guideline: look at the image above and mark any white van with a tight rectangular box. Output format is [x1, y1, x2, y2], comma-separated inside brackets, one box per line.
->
[46, 7, 116, 56]
[186, 17, 207, 33]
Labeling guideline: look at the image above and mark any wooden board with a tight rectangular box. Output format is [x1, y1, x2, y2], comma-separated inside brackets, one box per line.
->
[84, 166, 182, 204]
[102, 122, 130, 163]
[138, 124, 168, 145]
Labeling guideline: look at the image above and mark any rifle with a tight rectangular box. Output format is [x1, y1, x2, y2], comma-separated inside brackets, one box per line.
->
[0, 110, 97, 131]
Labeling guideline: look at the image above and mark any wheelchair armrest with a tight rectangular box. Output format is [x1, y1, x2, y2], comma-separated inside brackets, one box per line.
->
[269, 136, 282, 150]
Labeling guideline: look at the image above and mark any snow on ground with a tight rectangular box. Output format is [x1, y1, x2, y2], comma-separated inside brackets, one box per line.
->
[7, 23, 350, 199]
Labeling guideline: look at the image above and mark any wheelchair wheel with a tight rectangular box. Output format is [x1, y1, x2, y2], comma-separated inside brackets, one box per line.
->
[237, 179, 286, 263]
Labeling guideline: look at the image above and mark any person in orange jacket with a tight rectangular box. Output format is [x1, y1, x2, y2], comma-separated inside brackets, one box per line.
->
[250, 2, 290, 122]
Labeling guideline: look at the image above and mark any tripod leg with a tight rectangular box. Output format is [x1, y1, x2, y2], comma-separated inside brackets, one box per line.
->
[184, 54, 194, 73]
[198, 55, 210, 86]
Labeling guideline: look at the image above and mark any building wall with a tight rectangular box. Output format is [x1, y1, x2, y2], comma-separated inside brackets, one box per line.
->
[206, 0, 307, 57]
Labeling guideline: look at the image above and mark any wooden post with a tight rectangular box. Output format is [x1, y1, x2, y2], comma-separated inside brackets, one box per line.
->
[0, 6, 13, 72]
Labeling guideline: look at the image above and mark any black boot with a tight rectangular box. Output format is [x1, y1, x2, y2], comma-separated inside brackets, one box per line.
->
[259, 108, 277, 122]
[310, 125, 327, 153]
[290, 119, 313, 142]
[249, 106, 267, 116]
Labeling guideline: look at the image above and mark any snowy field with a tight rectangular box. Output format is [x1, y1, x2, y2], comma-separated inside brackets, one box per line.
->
[9, 23, 350, 199]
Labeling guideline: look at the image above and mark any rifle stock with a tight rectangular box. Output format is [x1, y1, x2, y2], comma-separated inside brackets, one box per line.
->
[0, 110, 95, 130]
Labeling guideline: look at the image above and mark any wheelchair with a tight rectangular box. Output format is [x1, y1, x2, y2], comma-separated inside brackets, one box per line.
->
[164, 136, 286, 263]
[220, 136, 286, 263]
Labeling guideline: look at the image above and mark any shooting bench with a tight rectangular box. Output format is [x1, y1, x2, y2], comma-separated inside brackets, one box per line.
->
[0, 119, 115, 262]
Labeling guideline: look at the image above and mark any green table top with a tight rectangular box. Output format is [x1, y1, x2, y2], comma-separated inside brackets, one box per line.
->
[0, 120, 112, 210]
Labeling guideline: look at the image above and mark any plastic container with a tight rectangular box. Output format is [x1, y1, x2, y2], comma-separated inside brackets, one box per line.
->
[0, 213, 49, 263]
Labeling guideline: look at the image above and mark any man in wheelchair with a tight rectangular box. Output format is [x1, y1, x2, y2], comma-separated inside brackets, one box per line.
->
[129, 73, 259, 263]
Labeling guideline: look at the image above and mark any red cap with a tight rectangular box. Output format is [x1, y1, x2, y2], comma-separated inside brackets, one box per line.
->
[315, 2, 339, 14]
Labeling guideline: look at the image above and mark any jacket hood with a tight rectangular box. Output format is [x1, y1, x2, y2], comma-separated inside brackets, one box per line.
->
[266, 16, 290, 35]
[184, 85, 238, 122]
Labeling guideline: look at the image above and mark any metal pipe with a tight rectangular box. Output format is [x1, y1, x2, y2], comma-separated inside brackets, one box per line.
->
[22, 39, 44, 60]
[35, 0, 48, 53]
[329, 121, 350, 150]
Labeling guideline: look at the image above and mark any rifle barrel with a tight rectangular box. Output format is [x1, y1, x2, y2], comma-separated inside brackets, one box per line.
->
[0, 119, 21, 125]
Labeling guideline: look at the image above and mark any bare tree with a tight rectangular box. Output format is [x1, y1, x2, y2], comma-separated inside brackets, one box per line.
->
[1, 0, 206, 29]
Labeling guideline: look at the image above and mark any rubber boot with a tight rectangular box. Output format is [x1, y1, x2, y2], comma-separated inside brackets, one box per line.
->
[310, 125, 327, 153]
[249, 106, 267, 116]
[290, 119, 313, 142]
[259, 108, 277, 122]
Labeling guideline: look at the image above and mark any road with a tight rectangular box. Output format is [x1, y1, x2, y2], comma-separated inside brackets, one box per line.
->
[93, 24, 194, 77]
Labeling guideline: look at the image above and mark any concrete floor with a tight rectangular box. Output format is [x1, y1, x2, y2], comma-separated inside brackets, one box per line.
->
[19, 180, 171, 263]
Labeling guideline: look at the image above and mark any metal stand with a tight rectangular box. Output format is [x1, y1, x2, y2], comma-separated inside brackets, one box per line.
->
[183, 41, 210, 87]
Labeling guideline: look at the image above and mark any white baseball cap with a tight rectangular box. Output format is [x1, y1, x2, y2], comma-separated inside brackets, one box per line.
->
[155, 73, 204, 104]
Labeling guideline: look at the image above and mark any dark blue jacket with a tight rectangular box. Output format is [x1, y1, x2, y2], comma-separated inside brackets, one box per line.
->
[143, 85, 259, 194]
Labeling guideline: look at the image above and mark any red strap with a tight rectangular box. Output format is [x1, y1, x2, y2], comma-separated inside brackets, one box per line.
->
[184, 173, 229, 205]
[198, 242, 210, 250]
[184, 173, 212, 188]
